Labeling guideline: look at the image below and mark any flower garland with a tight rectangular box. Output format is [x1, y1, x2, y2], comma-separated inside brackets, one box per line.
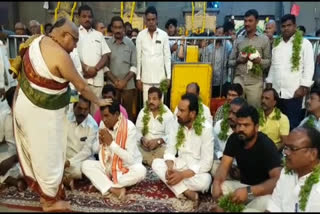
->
[240, 45, 263, 76]
[283, 159, 320, 211]
[175, 99, 205, 150]
[218, 103, 230, 141]
[218, 193, 245, 212]
[258, 107, 281, 126]
[274, 30, 303, 72]
[142, 101, 167, 136]
[160, 79, 169, 94]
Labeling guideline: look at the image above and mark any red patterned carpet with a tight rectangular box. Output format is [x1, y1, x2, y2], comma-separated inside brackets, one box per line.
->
[0, 167, 214, 212]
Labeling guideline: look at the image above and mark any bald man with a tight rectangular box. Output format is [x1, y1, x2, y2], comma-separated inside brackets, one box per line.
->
[14, 22, 26, 35]
[29, 20, 41, 35]
[12, 18, 110, 212]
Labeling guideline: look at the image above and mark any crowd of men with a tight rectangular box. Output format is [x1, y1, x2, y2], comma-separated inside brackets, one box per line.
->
[1, 4, 320, 212]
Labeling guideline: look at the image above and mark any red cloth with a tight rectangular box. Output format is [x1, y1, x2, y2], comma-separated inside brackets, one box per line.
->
[291, 4, 300, 17]
[93, 105, 128, 125]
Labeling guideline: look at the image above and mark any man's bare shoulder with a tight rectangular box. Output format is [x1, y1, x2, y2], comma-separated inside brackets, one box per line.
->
[40, 36, 69, 59]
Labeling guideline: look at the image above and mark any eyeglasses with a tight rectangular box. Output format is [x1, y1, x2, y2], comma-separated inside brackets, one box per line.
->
[282, 145, 313, 156]
[65, 32, 78, 43]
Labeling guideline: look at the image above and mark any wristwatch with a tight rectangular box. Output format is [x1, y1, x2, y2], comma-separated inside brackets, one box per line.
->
[246, 186, 254, 201]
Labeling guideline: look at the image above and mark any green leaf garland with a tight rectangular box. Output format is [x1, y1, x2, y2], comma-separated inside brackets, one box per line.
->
[142, 101, 167, 136]
[218, 103, 230, 141]
[273, 30, 303, 72]
[305, 115, 316, 129]
[160, 79, 169, 94]
[258, 107, 281, 127]
[218, 193, 245, 212]
[175, 99, 205, 150]
[283, 158, 320, 211]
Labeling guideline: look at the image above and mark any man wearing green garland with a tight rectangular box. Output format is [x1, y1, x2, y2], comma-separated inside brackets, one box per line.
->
[228, 9, 271, 108]
[152, 93, 213, 207]
[299, 87, 320, 132]
[212, 106, 281, 212]
[258, 88, 289, 151]
[266, 127, 320, 212]
[266, 14, 314, 130]
[136, 87, 174, 166]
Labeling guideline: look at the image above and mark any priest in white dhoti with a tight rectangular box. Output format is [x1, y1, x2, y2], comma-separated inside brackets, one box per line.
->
[63, 95, 98, 189]
[82, 100, 146, 199]
[152, 93, 213, 206]
[9, 18, 110, 212]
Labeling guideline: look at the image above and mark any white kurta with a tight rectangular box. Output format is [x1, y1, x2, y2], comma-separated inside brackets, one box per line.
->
[82, 117, 146, 195]
[64, 112, 98, 179]
[213, 119, 234, 160]
[152, 120, 213, 197]
[14, 35, 69, 198]
[267, 168, 320, 212]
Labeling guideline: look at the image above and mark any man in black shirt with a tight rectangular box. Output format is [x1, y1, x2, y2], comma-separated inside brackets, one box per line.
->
[211, 105, 282, 212]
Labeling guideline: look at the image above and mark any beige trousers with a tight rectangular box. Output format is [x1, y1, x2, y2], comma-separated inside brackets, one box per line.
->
[138, 144, 165, 166]
[88, 85, 103, 116]
[233, 76, 263, 108]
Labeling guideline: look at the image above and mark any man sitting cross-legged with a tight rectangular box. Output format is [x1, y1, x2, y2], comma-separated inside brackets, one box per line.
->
[82, 100, 146, 200]
[211, 97, 248, 178]
[152, 93, 213, 206]
[266, 127, 320, 212]
[63, 95, 98, 190]
[0, 87, 26, 191]
[136, 87, 174, 166]
[212, 105, 282, 212]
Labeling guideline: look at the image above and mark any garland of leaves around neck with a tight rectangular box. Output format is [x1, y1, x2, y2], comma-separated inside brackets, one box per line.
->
[282, 159, 320, 211]
[175, 99, 205, 150]
[142, 101, 167, 136]
[218, 103, 230, 141]
[305, 115, 316, 129]
[274, 30, 303, 72]
[258, 107, 281, 126]
[218, 193, 245, 212]
[240, 45, 263, 76]
[160, 79, 169, 94]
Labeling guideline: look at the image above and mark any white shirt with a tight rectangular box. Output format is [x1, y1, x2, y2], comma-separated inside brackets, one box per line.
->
[136, 28, 171, 83]
[266, 37, 314, 99]
[267, 168, 320, 212]
[95, 116, 142, 172]
[174, 103, 213, 125]
[0, 41, 17, 90]
[164, 120, 214, 174]
[299, 115, 320, 132]
[69, 47, 84, 91]
[0, 110, 16, 163]
[135, 104, 174, 143]
[213, 119, 233, 160]
[77, 26, 111, 87]
[66, 112, 98, 167]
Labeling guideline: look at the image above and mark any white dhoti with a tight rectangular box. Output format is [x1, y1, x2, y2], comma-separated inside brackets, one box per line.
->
[82, 160, 146, 195]
[221, 180, 271, 212]
[13, 35, 69, 199]
[152, 158, 212, 198]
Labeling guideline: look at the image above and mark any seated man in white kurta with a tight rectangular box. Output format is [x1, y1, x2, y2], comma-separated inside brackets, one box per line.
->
[63, 95, 98, 189]
[82, 100, 146, 199]
[136, 87, 174, 166]
[152, 93, 213, 204]
[0, 86, 25, 191]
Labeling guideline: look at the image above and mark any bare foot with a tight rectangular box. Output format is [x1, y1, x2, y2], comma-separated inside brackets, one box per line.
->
[110, 187, 126, 200]
[183, 190, 199, 209]
[16, 178, 27, 192]
[42, 200, 71, 212]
